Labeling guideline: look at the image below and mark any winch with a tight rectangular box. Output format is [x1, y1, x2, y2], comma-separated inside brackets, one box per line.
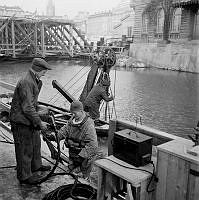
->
[113, 129, 152, 167]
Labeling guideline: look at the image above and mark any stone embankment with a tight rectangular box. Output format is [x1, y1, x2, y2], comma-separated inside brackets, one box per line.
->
[128, 42, 199, 73]
[115, 54, 151, 69]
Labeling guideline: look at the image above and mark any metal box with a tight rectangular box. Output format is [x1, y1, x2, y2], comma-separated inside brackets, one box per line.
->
[113, 129, 152, 167]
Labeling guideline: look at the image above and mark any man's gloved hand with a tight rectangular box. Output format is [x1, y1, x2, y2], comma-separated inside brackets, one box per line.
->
[40, 121, 49, 131]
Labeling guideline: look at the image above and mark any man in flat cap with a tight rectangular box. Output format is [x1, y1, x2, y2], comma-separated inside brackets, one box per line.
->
[10, 58, 52, 185]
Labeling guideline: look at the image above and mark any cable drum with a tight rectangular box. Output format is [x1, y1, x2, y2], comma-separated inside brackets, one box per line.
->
[42, 183, 97, 200]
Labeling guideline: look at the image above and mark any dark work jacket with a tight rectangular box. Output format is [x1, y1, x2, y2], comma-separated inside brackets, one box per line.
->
[83, 84, 113, 119]
[10, 69, 42, 129]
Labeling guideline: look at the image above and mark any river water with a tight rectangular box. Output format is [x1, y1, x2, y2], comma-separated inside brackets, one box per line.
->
[1, 59, 199, 139]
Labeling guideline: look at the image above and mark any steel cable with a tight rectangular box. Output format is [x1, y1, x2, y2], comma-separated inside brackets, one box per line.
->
[51, 68, 90, 105]
[48, 65, 87, 104]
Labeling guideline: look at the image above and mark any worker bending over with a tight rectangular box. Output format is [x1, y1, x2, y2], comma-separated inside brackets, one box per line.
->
[84, 74, 114, 123]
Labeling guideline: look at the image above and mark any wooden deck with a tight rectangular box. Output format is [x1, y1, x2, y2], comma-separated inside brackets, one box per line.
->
[0, 126, 95, 200]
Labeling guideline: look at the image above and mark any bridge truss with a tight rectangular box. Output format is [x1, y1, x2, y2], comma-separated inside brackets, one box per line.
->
[0, 15, 90, 59]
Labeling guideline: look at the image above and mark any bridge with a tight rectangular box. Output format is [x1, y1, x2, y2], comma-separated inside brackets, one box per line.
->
[0, 15, 90, 59]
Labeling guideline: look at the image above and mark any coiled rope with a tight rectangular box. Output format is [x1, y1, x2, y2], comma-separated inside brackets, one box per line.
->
[42, 183, 97, 200]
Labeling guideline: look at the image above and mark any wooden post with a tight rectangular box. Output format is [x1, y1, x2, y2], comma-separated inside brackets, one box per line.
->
[41, 23, 45, 57]
[5, 23, 9, 56]
[34, 23, 38, 55]
[108, 119, 117, 155]
[69, 24, 73, 57]
[11, 20, 16, 58]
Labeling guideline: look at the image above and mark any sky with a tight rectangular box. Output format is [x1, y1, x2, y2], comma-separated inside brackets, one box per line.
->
[0, 0, 123, 18]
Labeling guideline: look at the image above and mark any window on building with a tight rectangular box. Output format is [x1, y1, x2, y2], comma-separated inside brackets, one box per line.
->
[142, 13, 149, 33]
[156, 8, 164, 33]
[170, 8, 182, 32]
[127, 26, 133, 37]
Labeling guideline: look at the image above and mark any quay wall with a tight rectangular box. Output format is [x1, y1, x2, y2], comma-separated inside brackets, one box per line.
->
[129, 41, 199, 73]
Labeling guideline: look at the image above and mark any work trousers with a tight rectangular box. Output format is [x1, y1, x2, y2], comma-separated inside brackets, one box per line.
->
[11, 123, 42, 181]
[69, 148, 92, 178]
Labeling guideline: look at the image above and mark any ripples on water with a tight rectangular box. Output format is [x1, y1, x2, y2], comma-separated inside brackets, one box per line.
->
[1, 59, 199, 139]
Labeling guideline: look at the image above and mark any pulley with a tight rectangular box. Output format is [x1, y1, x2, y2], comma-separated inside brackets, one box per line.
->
[91, 47, 116, 68]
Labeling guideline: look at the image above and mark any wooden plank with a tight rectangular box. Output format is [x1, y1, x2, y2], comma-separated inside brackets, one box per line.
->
[139, 177, 154, 200]
[97, 168, 106, 200]
[0, 81, 15, 91]
[165, 154, 179, 200]
[187, 164, 199, 200]
[157, 139, 199, 165]
[174, 158, 189, 200]
[95, 155, 152, 186]
[126, 183, 135, 200]
[155, 151, 169, 200]
[108, 119, 117, 155]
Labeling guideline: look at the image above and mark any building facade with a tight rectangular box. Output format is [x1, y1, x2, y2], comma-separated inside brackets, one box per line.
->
[79, 0, 134, 44]
[86, 11, 112, 43]
[111, 0, 134, 39]
[0, 6, 24, 16]
[129, 0, 199, 73]
[73, 11, 89, 36]
[131, 0, 199, 42]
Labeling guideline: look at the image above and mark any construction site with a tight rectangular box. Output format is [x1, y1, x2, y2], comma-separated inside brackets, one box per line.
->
[0, 15, 90, 60]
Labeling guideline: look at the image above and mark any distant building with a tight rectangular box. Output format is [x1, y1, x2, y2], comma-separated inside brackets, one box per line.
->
[85, 0, 134, 44]
[73, 11, 89, 35]
[0, 5, 24, 16]
[111, 0, 134, 40]
[86, 11, 112, 43]
[46, 0, 55, 16]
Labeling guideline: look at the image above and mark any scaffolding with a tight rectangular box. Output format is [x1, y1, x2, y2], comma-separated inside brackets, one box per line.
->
[0, 15, 90, 59]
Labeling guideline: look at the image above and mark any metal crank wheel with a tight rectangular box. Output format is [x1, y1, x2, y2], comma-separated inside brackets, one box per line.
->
[104, 47, 116, 67]
[98, 52, 106, 67]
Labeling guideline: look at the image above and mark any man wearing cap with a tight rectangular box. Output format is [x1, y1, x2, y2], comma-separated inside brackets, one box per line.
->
[84, 74, 114, 123]
[10, 58, 52, 185]
[54, 100, 98, 179]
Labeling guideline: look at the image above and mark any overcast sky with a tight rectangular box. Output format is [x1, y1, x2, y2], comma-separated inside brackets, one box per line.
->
[0, 0, 122, 18]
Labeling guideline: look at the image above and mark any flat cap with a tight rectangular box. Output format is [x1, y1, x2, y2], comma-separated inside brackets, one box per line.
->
[70, 100, 84, 112]
[31, 58, 51, 72]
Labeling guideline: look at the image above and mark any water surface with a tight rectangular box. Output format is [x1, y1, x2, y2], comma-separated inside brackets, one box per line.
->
[1, 59, 199, 138]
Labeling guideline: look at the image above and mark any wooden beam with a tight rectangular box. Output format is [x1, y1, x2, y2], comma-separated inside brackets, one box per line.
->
[15, 21, 36, 47]
[41, 23, 45, 57]
[72, 25, 89, 46]
[11, 20, 16, 58]
[0, 14, 16, 33]
[57, 26, 70, 43]
[5, 23, 9, 56]
[63, 26, 84, 50]
[50, 26, 68, 45]
[44, 24, 72, 57]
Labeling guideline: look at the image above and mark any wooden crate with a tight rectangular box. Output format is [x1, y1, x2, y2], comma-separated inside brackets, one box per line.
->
[156, 139, 199, 200]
